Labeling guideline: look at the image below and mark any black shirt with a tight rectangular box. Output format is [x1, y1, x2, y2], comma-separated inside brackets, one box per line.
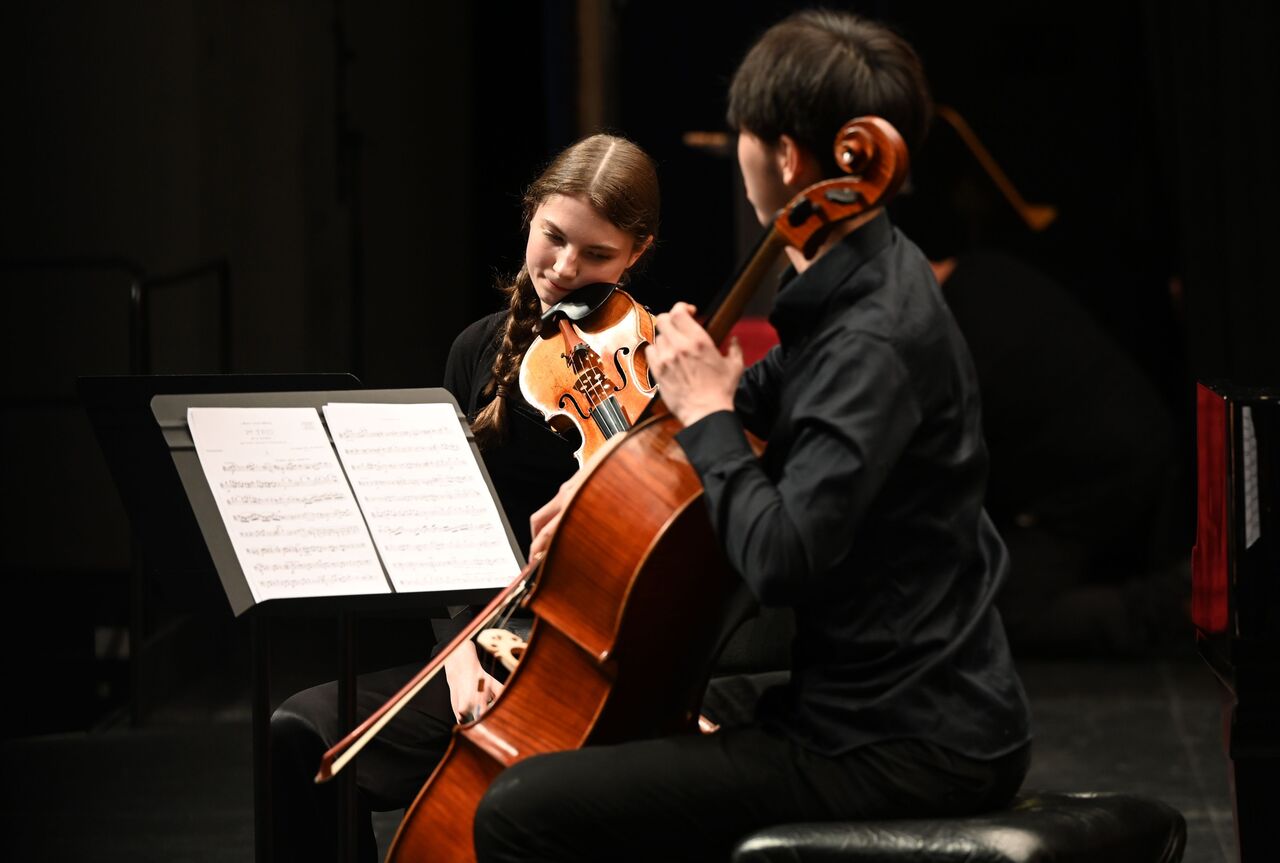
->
[675, 214, 1031, 759]
[443, 312, 578, 554]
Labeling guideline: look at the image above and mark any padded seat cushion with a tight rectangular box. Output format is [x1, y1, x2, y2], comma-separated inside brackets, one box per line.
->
[731, 791, 1186, 863]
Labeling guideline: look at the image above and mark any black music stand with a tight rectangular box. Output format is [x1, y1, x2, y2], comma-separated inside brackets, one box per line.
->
[79, 373, 366, 722]
[152, 385, 516, 863]
[82, 376, 516, 862]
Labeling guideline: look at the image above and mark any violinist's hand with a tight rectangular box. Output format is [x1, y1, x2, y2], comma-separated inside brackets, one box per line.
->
[528, 469, 586, 562]
[650, 302, 744, 427]
[528, 407, 637, 561]
[443, 642, 504, 723]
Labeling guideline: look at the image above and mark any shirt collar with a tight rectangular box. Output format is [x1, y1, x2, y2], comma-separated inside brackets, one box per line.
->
[769, 211, 895, 344]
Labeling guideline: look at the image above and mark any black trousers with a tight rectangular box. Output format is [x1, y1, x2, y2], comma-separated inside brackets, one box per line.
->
[473, 725, 1030, 863]
[270, 663, 456, 863]
[268, 661, 787, 862]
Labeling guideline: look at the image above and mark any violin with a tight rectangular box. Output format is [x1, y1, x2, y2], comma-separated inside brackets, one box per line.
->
[518, 283, 657, 466]
[314, 115, 909, 863]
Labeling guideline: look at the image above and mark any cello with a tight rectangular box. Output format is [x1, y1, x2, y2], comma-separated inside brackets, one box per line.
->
[316, 115, 909, 863]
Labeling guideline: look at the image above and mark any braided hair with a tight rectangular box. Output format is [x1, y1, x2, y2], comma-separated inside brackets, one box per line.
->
[471, 134, 660, 449]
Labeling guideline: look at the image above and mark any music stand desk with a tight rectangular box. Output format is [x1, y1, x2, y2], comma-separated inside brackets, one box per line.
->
[150, 385, 512, 862]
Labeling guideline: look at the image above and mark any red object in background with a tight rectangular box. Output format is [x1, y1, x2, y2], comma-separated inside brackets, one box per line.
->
[1189, 381, 1280, 863]
[727, 316, 780, 365]
[1192, 383, 1230, 634]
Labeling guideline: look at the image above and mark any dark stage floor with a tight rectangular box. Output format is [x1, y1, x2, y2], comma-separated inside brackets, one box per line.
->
[1, 656, 1238, 862]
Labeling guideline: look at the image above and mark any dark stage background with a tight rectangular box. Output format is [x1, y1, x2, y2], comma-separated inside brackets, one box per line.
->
[0, 1, 1276, 738]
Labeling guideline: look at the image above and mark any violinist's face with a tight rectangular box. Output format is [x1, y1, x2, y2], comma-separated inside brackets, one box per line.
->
[526, 194, 644, 313]
[737, 131, 791, 226]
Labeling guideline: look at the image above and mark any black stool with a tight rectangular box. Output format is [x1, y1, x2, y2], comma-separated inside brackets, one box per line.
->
[732, 791, 1186, 862]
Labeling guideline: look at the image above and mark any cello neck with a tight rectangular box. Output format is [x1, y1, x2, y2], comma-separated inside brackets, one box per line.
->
[702, 227, 788, 347]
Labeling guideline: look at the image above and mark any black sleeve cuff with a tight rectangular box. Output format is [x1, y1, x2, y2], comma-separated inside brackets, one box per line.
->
[675, 410, 755, 478]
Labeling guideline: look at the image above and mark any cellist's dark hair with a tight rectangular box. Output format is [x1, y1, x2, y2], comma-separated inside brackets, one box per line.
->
[471, 133, 660, 449]
[727, 9, 932, 174]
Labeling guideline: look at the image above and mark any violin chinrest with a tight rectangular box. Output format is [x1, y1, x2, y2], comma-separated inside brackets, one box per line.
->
[539, 282, 619, 329]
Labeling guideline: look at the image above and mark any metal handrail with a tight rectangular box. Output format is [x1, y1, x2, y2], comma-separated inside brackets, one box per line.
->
[1, 256, 232, 384]
[136, 259, 232, 374]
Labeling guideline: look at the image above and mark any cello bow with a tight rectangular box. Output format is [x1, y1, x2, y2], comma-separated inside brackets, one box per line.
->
[313, 560, 538, 784]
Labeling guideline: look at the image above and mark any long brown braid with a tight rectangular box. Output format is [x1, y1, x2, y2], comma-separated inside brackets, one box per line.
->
[471, 134, 660, 449]
[470, 266, 543, 449]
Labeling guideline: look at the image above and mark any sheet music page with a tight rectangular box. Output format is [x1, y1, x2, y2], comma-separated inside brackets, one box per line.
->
[187, 407, 391, 602]
[323, 402, 520, 592]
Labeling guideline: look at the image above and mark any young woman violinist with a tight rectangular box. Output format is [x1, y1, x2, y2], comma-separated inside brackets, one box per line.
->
[269, 132, 659, 863]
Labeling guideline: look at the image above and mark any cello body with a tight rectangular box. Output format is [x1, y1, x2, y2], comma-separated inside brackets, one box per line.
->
[386, 406, 738, 862]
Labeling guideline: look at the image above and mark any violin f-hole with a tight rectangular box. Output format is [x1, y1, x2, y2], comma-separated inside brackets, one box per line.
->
[612, 346, 632, 391]
[558, 392, 591, 420]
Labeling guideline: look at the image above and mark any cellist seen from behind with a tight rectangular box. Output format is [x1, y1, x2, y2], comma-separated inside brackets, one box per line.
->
[473, 10, 1032, 862]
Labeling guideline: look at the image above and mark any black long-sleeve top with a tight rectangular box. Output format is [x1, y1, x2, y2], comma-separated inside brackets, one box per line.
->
[675, 214, 1031, 759]
[443, 312, 578, 554]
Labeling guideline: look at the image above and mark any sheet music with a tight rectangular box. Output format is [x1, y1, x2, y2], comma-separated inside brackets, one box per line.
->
[323, 402, 520, 592]
[187, 407, 391, 602]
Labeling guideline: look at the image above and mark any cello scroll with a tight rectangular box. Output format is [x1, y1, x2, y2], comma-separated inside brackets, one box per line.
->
[773, 116, 909, 259]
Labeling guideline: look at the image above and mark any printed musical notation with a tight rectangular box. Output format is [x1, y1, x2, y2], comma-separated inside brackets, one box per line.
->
[187, 407, 391, 602]
[324, 402, 519, 592]
[186, 402, 520, 602]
